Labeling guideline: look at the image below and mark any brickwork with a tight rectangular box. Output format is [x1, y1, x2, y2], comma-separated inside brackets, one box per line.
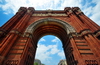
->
[0, 7, 100, 65]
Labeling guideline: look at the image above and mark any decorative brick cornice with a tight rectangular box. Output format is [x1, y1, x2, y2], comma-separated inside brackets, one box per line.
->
[80, 29, 92, 36]
[69, 29, 93, 37]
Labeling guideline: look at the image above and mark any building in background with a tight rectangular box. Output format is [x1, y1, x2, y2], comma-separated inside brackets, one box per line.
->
[58, 59, 67, 65]
[34, 59, 42, 65]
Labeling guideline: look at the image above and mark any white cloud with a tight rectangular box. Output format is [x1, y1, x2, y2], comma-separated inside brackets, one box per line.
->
[89, 0, 100, 25]
[2, 0, 100, 25]
[39, 38, 46, 42]
[58, 50, 65, 59]
[35, 44, 52, 63]
[0, 0, 62, 14]
[35, 43, 65, 64]
[49, 44, 59, 54]
[0, 0, 100, 25]
[51, 37, 60, 43]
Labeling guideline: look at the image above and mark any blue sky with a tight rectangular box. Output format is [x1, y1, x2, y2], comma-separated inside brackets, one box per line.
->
[0, 0, 100, 65]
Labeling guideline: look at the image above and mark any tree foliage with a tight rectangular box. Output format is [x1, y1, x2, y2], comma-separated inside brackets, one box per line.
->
[34, 62, 38, 65]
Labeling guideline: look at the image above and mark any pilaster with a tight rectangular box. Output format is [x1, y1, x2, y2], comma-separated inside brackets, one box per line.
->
[64, 7, 88, 33]
[0, 30, 20, 64]
[13, 7, 35, 32]
[69, 34, 85, 65]
[18, 33, 37, 65]
[75, 7, 100, 32]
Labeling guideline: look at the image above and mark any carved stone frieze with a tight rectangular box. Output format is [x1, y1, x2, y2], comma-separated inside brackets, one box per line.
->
[32, 13, 68, 16]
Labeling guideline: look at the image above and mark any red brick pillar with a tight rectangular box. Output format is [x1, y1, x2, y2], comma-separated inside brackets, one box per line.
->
[0, 30, 19, 64]
[76, 8, 100, 32]
[82, 14, 100, 30]
[13, 7, 35, 32]
[84, 35, 100, 64]
[64, 7, 88, 33]
[69, 35, 85, 65]
[18, 33, 37, 65]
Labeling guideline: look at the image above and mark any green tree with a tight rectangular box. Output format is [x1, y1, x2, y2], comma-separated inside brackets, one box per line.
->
[34, 62, 38, 65]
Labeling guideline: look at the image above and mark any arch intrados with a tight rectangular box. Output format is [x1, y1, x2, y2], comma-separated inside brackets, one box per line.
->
[33, 24, 67, 43]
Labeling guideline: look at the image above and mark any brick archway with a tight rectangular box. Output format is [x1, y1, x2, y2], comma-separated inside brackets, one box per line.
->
[25, 17, 76, 41]
[24, 18, 76, 65]
[0, 7, 100, 65]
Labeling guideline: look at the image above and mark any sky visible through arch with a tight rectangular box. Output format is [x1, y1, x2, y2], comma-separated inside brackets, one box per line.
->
[0, 0, 100, 65]
[35, 35, 65, 65]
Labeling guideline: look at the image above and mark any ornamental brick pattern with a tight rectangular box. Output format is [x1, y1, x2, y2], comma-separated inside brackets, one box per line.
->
[0, 7, 100, 65]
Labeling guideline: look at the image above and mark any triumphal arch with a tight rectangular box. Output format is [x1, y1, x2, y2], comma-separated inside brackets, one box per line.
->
[0, 7, 100, 65]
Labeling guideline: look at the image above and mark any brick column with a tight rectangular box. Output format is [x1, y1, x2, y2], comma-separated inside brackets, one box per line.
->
[18, 33, 37, 65]
[84, 35, 99, 57]
[69, 36, 85, 65]
[0, 30, 19, 64]
[64, 7, 88, 33]
[13, 7, 35, 32]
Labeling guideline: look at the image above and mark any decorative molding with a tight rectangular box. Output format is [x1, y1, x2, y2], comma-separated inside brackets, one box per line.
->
[70, 30, 93, 37]
[10, 30, 19, 34]
[95, 31, 100, 37]
[81, 29, 92, 36]
[32, 13, 68, 16]
[27, 10, 31, 13]
[25, 18, 76, 35]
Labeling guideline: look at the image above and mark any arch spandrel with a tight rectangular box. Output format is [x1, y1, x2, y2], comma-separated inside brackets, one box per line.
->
[25, 18, 76, 35]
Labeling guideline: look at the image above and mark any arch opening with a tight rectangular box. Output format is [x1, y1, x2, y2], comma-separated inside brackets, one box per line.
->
[24, 18, 76, 65]
[35, 35, 66, 65]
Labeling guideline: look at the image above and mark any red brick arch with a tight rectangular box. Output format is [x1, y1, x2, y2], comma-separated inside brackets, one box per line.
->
[0, 7, 100, 65]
